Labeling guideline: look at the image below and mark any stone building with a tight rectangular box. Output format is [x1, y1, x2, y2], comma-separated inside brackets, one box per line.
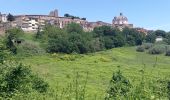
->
[13, 10, 88, 32]
[86, 21, 112, 31]
[0, 10, 136, 33]
[112, 13, 133, 30]
[0, 13, 7, 23]
[49, 9, 58, 17]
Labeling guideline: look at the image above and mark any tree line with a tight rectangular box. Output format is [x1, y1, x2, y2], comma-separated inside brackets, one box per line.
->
[36, 23, 145, 54]
[4, 22, 170, 54]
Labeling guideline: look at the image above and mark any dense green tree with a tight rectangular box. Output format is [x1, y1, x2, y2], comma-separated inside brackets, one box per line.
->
[164, 32, 170, 45]
[105, 69, 131, 99]
[65, 23, 83, 34]
[93, 26, 113, 37]
[47, 36, 70, 53]
[122, 28, 144, 46]
[155, 30, 166, 38]
[81, 18, 86, 20]
[7, 13, 15, 22]
[64, 13, 70, 17]
[0, 63, 48, 97]
[43, 24, 145, 54]
[145, 32, 156, 43]
[0, 41, 9, 64]
[35, 27, 42, 39]
[5, 36, 17, 54]
[112, 34, 125, 47]
[5, 28, 24, 40]
[104, 36, 115, 49]
[5, 28, 24, 54]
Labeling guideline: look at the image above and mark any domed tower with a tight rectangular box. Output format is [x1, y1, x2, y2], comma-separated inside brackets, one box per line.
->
[112, 13, 128, 25]
[112, 13, 133, 30]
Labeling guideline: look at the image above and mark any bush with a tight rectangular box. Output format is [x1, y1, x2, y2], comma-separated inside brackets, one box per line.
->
[165, 49, 170, 56]
[0, 63, 49, 98]
[0, 42, 9, 64]
[17, 41, 45, 56]
[32, 76, 49, 93]
[105, 69, 131, 99]
[148, 45, 165, 54]
[136, 46, 145, 52]
[143, 43, 153, 49]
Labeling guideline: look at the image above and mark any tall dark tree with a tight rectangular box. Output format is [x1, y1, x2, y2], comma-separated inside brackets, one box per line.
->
[81, 18, 86, 20]
[155, 30, 166, 38]
[64, 13, 70, 17]
[145, 32, 156, 43]
[7, 13, 15, 22]
[35, 27, 42, 39]
[65, 23, 83, 34]
[122, 28, 144, 46]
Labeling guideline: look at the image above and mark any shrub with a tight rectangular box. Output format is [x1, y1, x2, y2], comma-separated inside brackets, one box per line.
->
[17, 41, 45, 56]
[165, 49, 170, 56]
[0, 42, 9, 64]
[32, 76, 49, 93]
[105, 69, 131, 99]
[0, 63, 49, 98]
[136, 46, 145, 52]
[143, 43, 153, 49]
[148, 45, 165, 54]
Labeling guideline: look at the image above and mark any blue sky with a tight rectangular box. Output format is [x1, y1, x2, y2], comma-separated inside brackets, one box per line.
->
[0, 0, 170, 31]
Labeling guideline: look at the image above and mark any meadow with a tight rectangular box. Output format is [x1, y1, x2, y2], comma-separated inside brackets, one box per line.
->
[17, 46, 170, 99]
[2, 27, 170, 99]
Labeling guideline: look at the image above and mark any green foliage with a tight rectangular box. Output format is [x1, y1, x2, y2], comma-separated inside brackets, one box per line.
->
[64, 13, 83, 20]
[35, 27, 42, 39]
[164, 33, 170, 45]
[42, 24, 66, 39]
[136, 46, 145, 52]
[93, 26, 126, 49]
[5, 36, 17, 54]
[36, 23, 145, 54]
[47, 33, 71, 53]
[32, 75, 49, 93]
[0, 62, 48, 98]
[165, 49, 170, 56]
[105, 69, 131, 99]
[17, 41, 45, 56]
[7, 13, 15, 22]
[143, 43, 153, 49]
[0, 41, 9, 64]
[5, 28, 24, 54]
[13, 46, 170, 99]
[149, 45, 166, 54]
[145, 32, 156, 43]
[167, 81, 170, 99]
[93, 26, 113, 37]
[65, 22, 83, 34]
[122, 27, 144, 46]
[46, 24, 96, 54]
[5, 28, 24, 40]
[155, 30, 166, 38]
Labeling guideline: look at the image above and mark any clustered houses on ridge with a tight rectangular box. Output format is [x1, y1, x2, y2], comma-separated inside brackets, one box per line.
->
[0, 9, 148, 34]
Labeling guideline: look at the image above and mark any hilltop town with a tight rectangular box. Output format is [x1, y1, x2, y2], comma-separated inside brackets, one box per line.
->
[0, 9, 148, 34]
[1, 2, 170, 99]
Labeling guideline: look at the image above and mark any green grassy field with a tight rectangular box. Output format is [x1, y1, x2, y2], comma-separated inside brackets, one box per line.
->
[18, 46, 170, 99]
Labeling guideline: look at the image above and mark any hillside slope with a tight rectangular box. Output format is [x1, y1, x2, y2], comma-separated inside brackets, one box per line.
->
[20, 47, 170, 99]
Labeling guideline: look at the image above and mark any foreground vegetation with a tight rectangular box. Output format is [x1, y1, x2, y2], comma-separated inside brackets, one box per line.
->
[15, 47, 170, 99]
[1, 24, 170, 99]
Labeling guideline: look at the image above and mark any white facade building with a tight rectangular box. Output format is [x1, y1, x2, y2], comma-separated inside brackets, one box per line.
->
[21, 17, 39, 32]
[0, 13, 7, 23]
[156, 36, 163, 42]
